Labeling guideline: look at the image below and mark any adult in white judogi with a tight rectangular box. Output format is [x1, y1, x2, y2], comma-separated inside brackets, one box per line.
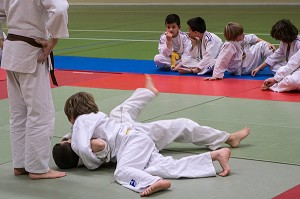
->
[154, 31, 191, 69]
[210, 34, 273, 79]
[69, 88, 225, 193]
[0, 0, 69, 178]
[263, 46, 300, 92]
[181, 31, 223, 74]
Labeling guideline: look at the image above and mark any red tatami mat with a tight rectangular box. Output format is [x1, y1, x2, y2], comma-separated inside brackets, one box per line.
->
[1, 71, 299, 102]
[68, 73, 300, 102]
[0, 70, 118, 100]
[0, 68, 6, 81]
[273, 184, 300, 199]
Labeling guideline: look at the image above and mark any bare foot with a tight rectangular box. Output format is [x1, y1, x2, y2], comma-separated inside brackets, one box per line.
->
[29, 169, 67, 180]
[226, 127, 250, 148]
[140, 179, 171, 197]
[145, 74, 159, 95]
[14, 168, 28, 176]
[211, 148, 231, 177]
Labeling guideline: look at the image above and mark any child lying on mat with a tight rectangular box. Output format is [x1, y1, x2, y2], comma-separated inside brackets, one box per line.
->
[252, 19, 300, 92]
[53, 75, 250, 197]
[205, 22, 275, 80]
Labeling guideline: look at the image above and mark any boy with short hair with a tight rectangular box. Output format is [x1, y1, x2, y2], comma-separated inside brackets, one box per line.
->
[154, 14, 191, 71]
[178, 17, 223, 75]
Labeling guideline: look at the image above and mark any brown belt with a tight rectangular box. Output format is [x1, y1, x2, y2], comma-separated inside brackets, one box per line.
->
[6, 33, 58, 86]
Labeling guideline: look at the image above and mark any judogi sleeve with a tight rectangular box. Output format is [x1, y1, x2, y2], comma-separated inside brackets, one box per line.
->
[42, 0, 69, 38]
[273, 49, 300, 82]
[244, 34, 259, 45]
[71, 117, 105, 170]
[158, 33, 172, 57]
[212, 42, 235, 79]
[265, 42, 286, 66]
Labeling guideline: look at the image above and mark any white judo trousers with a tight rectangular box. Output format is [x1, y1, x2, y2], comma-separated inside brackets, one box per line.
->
[6, 61, 55, 173]
[241, 41, 274, 75]
[109, 88, 225, 192]
[114, 131, 216, 193]
[109, 88, 229, 151]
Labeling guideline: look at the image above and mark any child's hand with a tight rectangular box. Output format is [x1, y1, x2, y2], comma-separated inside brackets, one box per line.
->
[166, 31, 172, 42]
[263, 77, 276, 87]
[0, 38, 4, 49]
[204, 76, 222, 81]
[251, 68, 259, 76]
[90, 138, 106, 153]
[188, 34, 198, 46]
[267, 43, 276, 52]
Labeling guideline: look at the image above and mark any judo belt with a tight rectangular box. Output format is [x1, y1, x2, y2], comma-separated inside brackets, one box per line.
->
[6, 33, 58, 86]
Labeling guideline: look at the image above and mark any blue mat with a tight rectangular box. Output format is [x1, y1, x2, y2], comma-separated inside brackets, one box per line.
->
[55, 56, 273, 80]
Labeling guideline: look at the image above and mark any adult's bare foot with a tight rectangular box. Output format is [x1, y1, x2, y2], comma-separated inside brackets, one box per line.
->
[140, 179, 171, 197]
[226, 127, 250, 148]
[211, 148, 231, 177]
[145, 74, 159, 96]
[14, 168, 28, 176]
[29, 169, 67, 180]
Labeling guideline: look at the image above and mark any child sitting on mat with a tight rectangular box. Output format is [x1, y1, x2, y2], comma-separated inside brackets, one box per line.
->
[256, 19, 300, 92]
[205, 22, 275, 80]
[177, 17, 223, 75]
[154, 14, 191, 71]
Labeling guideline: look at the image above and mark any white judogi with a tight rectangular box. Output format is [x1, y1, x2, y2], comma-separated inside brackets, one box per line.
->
[182, 31, 223, 74]
[265, 36, 300, 76]
[212, 35, 273, 79]
[269, 46, 300, 92]
[154, 31, 191, 69]
[70, 88, 228, 193]
[0, 0, 69, 173]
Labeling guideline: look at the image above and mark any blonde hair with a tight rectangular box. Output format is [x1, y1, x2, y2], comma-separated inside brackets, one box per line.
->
[64, 92, 99, 122]
[224, 22, 244, 41]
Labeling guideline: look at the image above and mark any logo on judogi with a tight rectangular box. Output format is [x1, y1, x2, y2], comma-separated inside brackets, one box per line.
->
[130, 179, 137, 187]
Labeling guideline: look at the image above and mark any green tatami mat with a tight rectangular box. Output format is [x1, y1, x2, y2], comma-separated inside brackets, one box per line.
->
[51, 87, 300, 165]
[0, 149, 300, 199]
[143, 97, 300, 165]
[51, 86, 222, 138]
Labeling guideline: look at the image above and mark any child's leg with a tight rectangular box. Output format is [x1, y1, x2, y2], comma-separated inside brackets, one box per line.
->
[139, 118, 249, 150]
[243, 42, 273, 74]
[269, 72, 300, 92]
[154, 54, 171, 70]
[114, 133, 169, 195]
[144, 148, 231, 178]
[109, 75, 158, 124]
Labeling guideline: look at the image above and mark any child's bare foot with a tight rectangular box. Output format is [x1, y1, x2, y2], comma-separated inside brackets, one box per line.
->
[226, 127, 250, 148]
[14, 168, 28, 176]
[140, 179, 171, 197]
[29, 169, 67, 180]
[145, 74, 159, 95]
[211, 148, 231, 177]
